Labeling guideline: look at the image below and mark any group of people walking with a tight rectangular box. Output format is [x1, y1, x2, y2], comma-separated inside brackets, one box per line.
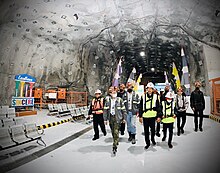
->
[88, 81, 205, 155]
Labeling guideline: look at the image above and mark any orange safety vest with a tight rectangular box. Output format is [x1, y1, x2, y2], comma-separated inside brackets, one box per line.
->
[92, 98, 104, 114]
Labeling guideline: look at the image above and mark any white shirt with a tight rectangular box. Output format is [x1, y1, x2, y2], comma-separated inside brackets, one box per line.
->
[177, 95, 184, 108]
[110, 98, 116, 115]
[127, 92, 133, 110]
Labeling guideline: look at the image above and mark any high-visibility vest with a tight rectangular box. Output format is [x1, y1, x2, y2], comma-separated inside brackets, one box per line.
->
[142, 93, 157, 118]
[92, 97, 104, 114]
[161, 101, 175, 123]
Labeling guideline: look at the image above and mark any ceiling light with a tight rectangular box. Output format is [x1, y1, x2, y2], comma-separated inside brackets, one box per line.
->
[140, 51, 145, 56]
[151, 67, 155, 72]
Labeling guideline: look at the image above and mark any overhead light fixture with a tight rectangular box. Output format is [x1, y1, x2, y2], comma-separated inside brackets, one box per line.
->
[151, 67, 155, 72]
[140, 51, 145, 56]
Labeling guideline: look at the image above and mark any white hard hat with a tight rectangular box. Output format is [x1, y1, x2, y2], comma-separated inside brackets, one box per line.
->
[165, 91, 175, 99]
[94, 89, 102, 94]
[146, 82, 154, 89]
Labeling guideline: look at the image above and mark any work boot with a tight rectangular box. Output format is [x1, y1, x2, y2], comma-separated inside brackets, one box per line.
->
[131, 134, 136, 144]
[177, 130, 180, 136]
[180, 128, 184, 134]
[128, 132, 132, 142]
[194, 128, 198, 132]
[168, 143, 173, 148]
[92, 136, 99, 141]
[103, 131, 107, 136]
[199, 127, 203, 132]
[156, 132, 160, 137]
[121, 130, 124, 135]
[162, 136, 166, 141]
[144, 143, 150, 150]
[152, 140, 156, 146]
[113, 147, 117, 155]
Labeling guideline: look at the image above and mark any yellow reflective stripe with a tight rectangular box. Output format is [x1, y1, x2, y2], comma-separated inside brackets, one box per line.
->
[121, 106, 126, 110]
[162, 117, 175, 123]
[133, 101, 138, 103]
[93, 110, 103, 113]
[144, 94, 157, 110]
[104, 107, 109, 109]
[143, 110, 157, 118]
[162, 102, 172, 116]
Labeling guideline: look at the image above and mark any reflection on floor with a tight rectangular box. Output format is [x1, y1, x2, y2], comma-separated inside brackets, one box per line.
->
[1, 110, 220, 173]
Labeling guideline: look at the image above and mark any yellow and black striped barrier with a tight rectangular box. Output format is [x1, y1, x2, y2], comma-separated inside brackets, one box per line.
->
[37, 115, 85, 130]
[209, 114, 220, 123]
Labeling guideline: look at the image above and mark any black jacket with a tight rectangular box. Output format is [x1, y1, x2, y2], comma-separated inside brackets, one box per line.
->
[190, 89, 205, 111]
[117, 91, 126, 98]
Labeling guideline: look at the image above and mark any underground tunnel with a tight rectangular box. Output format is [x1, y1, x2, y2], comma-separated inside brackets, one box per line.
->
[0, 0, 219, 104]
[0, 0, 220, 172]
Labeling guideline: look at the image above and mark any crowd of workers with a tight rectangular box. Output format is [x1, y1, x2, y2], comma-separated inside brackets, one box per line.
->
[88, 81, 205, 155]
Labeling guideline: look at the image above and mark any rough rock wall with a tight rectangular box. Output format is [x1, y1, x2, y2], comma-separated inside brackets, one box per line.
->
[0, 0, 219, 104]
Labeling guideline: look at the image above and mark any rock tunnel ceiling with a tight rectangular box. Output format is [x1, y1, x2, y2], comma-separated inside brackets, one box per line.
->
[0, 0, 219, 104]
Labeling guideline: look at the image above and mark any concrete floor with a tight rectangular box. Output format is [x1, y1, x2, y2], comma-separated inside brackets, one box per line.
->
[3, 113, 220, 173]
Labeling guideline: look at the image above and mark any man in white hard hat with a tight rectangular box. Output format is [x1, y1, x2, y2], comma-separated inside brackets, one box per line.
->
[139, 82, 161, 150]
[88, 89, 106, 140]
[161, 91, 176, 148]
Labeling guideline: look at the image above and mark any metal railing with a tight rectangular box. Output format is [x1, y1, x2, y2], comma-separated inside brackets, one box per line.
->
[209, 77, 220, 116]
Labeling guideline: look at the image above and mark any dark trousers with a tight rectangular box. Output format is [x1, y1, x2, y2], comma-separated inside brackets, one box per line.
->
[194, 110, 203, 129]
[156, 122, 160, 134]
[93, 114, 106, 138]
[143, 117, 156, 145]
[177, 111, 186, 132]
[163, 123, 173, 144]
[120, 122, 125, 134]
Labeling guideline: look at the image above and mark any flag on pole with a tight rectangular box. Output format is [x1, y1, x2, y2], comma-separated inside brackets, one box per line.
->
[181, 48, 190, 95]
[112, 58, 122, 87]
[127, 67, 136, 86]
[164, 71, 169, 85]
[172, 62, 181, 89]
[134, 73, 142, 91]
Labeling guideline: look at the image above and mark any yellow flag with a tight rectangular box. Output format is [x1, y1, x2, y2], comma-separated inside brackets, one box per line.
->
[134, 74, 142, 91]
[172, 62, 181, 89]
